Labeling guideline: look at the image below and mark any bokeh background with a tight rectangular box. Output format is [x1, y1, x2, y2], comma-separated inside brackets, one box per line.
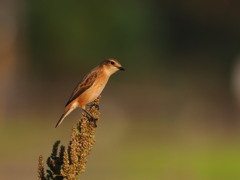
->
[1, 0, 240, 179]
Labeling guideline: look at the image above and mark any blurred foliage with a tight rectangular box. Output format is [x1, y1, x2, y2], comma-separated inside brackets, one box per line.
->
[26, 0, 158, 77]
[25, 0, 240, 70]
[1, 0, 240, 180]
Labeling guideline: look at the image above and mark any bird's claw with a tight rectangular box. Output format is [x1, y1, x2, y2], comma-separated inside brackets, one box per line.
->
[89, 117, 98, 127]
[89, 104, 99, 110]
[93, 104, 100, 110]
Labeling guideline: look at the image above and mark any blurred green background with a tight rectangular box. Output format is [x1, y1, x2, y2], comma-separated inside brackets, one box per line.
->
[1, 0, 240, 179]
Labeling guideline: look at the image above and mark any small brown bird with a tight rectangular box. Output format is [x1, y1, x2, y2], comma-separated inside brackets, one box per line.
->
[55, 58, 125, 128]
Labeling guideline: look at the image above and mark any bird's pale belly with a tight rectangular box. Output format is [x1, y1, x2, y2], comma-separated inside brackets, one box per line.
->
[77, 81, 107, 108]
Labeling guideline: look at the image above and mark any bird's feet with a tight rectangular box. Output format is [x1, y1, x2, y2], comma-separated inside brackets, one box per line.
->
[89, 117, 98, 127]
[83, 106, 99, 127]
[91, 104, 100, 110]
[87, 104, 100, 110]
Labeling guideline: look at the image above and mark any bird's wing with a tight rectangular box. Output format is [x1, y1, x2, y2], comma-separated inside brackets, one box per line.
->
[65, 70, 98, 107]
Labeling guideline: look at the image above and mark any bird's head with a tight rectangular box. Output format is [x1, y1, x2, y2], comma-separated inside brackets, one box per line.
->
[102, 58, 125, 75]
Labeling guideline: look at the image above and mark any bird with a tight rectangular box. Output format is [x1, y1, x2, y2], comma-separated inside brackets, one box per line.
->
[55, 58, 125, 128]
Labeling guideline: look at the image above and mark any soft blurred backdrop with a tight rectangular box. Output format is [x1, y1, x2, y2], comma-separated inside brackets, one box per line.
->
[1, 0, 240, 179]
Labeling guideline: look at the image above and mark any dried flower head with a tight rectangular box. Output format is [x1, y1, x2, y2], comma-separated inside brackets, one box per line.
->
[38, 97, 101, 180]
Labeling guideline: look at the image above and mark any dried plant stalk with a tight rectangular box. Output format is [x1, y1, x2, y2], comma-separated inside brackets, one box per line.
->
[38, 97, 100, 180]
[38, 155, 46, 180]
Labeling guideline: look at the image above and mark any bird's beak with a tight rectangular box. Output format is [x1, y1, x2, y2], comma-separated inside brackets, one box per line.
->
[118, 67, 125, 71]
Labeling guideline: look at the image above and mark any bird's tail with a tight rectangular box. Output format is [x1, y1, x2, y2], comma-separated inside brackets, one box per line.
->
[55, 105, 75, 128]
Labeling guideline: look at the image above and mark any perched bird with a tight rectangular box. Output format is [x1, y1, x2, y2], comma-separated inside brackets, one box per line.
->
[55, 58, 125, 128]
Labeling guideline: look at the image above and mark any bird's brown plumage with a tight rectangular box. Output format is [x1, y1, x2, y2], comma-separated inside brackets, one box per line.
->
[65, 70, 98, 107]
[55, 58, 124, 128]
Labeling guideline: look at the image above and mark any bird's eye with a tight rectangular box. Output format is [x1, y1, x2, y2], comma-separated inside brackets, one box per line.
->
[110, 61, 115, 65]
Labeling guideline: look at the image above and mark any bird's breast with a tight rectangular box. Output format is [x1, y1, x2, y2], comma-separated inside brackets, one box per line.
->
[78, 75, 109, 106]
[91, 76, 109, 96]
